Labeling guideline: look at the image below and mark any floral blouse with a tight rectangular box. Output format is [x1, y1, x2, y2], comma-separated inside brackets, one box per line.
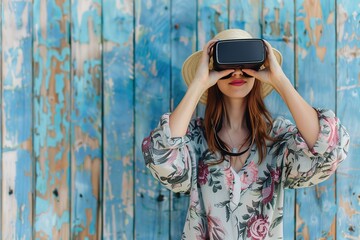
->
[142, 109, 349, 240]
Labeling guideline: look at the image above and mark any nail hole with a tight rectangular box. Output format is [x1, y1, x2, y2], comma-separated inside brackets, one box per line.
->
[157, 194, 164, 202]
[53, 189, 59, 197]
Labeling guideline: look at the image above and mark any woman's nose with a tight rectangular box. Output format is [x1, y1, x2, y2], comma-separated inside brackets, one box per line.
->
[231, 68, 251, 78]
[232, 68, 245, 76]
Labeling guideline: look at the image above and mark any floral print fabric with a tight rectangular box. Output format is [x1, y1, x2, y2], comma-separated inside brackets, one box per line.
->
[142, 109, 349, 240]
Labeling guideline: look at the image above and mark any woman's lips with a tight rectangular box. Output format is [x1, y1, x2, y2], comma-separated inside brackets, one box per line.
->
[229, 79, 246, 86]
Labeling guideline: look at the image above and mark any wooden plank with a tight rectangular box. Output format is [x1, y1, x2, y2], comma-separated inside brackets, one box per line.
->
[134, 0, 171, 239]
[0, 0, 2, 237]
[2, 0, 33, 239]
[70, 1, 102, 239]
[102, 0, 134, 239]
[295, 0, 337, 238]
[196, 0, 228, 117]
[262, 0, 296, 239]
[336, 0, 360, 238]
[33, 0, 71, 239]
[170, 0, 196, 238]
[229, 0, 261, 37]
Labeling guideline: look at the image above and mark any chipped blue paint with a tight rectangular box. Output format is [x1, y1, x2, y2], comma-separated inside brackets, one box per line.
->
[336, 0, 360, 238]
[1, 1, 359, 239]
[2, 1, 33, 239]
[35, 161, 49, 196]
[296, 0, 337, 238]
[198, 0, 227, 45]
[135, 0, 171, 239]
[0, 0, 2, 235]
[170, 0, 196, 238]
[196, 0, 228, 117]
[263, 1, 295, 239]
[71, 0, 102, 238]
[103, 0, 134, 239]
[229, 0, 261, 37]
[73, 171, 98, 235]
[33, 0, 71, 239]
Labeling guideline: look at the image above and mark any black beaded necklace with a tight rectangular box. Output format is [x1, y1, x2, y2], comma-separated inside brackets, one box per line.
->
[211, 120, 253, 157]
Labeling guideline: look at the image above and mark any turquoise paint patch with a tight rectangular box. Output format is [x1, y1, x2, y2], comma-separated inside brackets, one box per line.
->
[35, 197, 50, 214]
[36, 161, 49, 195]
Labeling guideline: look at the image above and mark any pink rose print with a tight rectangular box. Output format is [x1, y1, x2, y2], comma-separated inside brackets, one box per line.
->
[262, 183, 274, 205]
[198, 161, 209, 186]
[270, 168, 281, 183]
[224, 167, 234, 189]
[207, 208, 226, 240]
[297, 137, 309, 149]
[240, 161, 258, 190]
[195, 221, 208, 240]
[274, 126, 285, 136]
[247, 215, 269, 240]
[142, 136, 151, 152]
[189, 190, 200, 213]
[325, 117, 339, 149]
[263, 168, 280, 204]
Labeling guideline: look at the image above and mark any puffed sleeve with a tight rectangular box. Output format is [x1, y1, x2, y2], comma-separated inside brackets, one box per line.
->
[142, 113, 203, 193]
[271, 109, 350, 189]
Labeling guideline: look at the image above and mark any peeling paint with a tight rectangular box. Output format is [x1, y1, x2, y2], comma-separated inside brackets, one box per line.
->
[1, 1, 359, 239]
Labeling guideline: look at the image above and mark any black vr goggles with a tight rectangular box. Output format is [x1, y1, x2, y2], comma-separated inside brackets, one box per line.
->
[212, 39, 266, 79]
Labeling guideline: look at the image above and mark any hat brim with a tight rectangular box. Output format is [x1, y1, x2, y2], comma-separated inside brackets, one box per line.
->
[182, 47, 283, 105]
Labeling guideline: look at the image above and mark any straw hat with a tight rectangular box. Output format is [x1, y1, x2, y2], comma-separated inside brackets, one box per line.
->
[181, 29, 283, 104]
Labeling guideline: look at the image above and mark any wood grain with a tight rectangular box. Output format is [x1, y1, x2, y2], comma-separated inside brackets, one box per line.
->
[134, 0, 171, 239]
[2, 0, 33, 239]
[33, 0, 71, 239]
[70, 0, 102, 239]
[336, 0, 360, 238]
[229, 0, 261, 37]
[295, 0, 337, 238]
[102, 0, 134, 239]
[0, 1, 358, 239]
[170, 0, 196, 238]
[262, 0, 296, 239]
[196, 0, 228, 117]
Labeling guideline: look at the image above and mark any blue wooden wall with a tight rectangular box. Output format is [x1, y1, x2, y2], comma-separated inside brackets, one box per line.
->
[1, 0, 359, 239]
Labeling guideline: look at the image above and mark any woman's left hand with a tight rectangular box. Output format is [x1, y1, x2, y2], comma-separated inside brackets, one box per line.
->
[242, 40, 287, 89]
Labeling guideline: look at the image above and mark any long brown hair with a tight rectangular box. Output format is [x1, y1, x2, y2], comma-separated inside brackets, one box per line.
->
[204, 80, 274, 164]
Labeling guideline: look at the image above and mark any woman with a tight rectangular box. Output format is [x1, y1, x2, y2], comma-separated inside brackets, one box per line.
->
[142, 29, 349, 239]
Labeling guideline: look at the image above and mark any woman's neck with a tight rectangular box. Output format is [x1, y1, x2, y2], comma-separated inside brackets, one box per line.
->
[223, 97, 248, 131]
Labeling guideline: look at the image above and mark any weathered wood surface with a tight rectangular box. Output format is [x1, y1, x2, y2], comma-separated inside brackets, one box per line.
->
[196, 0, 228, 117]
[263, 0, 296, 239]
[336, 0, 360, 239]
[295, 0, 337, 239]
[33, 0, 71, 239]
[2, 0, 33, 239]
[170, 0, 196, 238]
[134, 0, 171, 239]
[70, 0, 102, 238]
[103, 0, 134, 239]
[0, 1, 2, 237]
[0, 0, 358, 239]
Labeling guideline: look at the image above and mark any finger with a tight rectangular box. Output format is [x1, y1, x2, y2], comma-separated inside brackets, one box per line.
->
[242, 69, 260, 79]
[204, 39, 219, 53]
[212, 69, 235, 80]
[200, 39, 219, 61]
[242, 68, 255, 75]
[262, 40, 277, 62]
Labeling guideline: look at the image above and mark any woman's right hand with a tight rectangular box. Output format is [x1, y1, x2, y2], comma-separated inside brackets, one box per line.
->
[192, 39, 235, 91]
[169, 39, 234, 137]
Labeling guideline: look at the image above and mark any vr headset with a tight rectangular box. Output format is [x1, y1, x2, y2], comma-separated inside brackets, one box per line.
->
[212, 39, 266, 79]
